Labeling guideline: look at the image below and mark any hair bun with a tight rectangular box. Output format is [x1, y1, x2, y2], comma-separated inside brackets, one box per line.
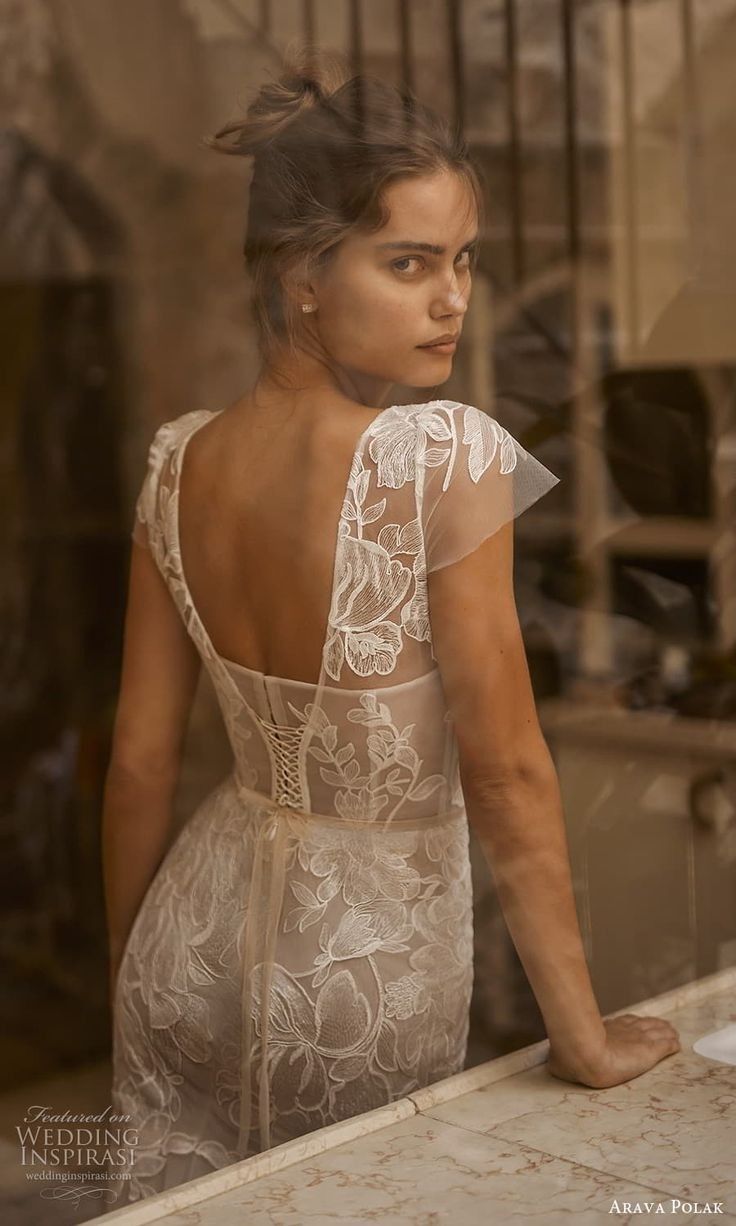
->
[281, 72, 322, 99]
[202, 47, 347, 159]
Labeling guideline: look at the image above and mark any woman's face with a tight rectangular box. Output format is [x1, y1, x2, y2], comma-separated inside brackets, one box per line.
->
[306, 168, 478, 396]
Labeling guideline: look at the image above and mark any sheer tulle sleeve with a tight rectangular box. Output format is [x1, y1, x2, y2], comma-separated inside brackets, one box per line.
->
[419, 403, 561, 573]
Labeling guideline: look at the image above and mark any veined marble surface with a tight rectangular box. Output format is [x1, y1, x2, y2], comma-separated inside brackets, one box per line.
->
[91, 968, 736, 1225]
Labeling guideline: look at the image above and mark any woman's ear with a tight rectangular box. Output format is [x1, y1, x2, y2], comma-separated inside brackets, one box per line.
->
[282, 259, 318, 314]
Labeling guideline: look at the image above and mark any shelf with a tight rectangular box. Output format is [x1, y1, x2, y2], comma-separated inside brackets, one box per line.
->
[539, 696, 736, 759]
[602, 516, 716, 555]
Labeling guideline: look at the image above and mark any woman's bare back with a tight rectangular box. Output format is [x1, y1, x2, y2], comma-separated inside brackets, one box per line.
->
[176, 392, 385, 683]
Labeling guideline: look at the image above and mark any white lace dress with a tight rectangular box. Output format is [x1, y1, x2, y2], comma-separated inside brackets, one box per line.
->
[105, 399, 559, 1207]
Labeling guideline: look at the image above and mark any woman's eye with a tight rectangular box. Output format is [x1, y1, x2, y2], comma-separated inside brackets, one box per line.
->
[392, 250, 474, 275]
[393, 256, 423, 274]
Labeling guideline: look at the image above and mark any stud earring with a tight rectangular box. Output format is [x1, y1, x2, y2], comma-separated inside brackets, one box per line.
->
[301, 303, 317, 313]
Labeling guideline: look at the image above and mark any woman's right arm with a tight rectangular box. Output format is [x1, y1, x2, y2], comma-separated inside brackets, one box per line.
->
[427, 518, 680, 1088]
[102, 540, 201, 1011]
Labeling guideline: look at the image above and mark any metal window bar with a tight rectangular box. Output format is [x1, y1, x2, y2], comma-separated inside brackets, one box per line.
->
[397, 0, 413, 95]
[679, 0, 702, 285]
[446, 0, 465, 135]
[619, 0, 640, 356]
[503, 0, 524, 294]
[561, 0, 582, 375]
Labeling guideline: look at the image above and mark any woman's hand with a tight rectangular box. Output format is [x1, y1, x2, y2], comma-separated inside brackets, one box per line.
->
[548, 1013, 681, 1089]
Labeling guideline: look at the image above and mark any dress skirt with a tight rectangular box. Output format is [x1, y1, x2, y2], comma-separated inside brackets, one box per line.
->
[105, 773, 474, 1208]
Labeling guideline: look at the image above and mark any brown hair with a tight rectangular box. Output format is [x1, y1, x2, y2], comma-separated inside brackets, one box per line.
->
[204, 46, 485, 368]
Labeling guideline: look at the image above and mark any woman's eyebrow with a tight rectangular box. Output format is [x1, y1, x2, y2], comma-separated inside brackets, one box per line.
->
[376, 237, 479, 254]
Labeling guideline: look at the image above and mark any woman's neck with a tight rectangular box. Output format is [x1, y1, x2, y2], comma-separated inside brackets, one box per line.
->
[253, 348, 397, 411]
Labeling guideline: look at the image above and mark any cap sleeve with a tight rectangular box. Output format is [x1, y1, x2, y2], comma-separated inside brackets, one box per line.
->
[130, 419, 177, 551]
[419, 403, 560, 573]
[131, 508, 149, 547]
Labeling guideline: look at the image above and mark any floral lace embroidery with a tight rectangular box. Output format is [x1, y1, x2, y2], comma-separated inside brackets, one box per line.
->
[323, 401, 523, 681]
[284, 694, 446, 827]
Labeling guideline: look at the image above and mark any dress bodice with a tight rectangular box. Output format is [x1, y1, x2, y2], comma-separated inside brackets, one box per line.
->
[132, 400, 560, 823]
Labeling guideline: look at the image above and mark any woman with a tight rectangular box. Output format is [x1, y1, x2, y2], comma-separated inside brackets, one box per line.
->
[102, 52, 679, 1207]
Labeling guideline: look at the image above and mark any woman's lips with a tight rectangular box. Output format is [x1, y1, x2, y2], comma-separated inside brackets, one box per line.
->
[417, 340, 457, 354]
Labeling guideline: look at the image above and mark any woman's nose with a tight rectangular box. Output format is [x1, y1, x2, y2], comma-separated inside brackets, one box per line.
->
[441, 285, 469, 316]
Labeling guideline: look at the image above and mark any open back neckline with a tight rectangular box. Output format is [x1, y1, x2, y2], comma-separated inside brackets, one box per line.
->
[171, 400, 439, 690]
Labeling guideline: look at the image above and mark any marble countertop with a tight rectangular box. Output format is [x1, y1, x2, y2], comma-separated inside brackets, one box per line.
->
[94, 968, 736, 1225]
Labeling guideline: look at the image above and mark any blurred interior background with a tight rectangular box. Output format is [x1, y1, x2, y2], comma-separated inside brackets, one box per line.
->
[2, 1, 736, 1220]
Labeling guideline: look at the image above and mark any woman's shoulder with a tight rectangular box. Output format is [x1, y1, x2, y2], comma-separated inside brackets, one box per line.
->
[385, 399, 520, 483]
[390, 399, 508, 441]
[365, 399, 512, 491]
[132, 410, 219, 546]
[142, 408, 218, 468]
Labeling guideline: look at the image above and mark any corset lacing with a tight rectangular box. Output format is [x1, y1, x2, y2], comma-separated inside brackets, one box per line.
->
[254, 715, 305, 809]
